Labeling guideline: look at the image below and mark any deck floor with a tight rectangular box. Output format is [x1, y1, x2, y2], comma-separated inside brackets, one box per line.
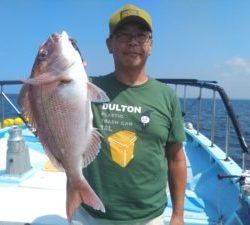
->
[0, 127, 245, 225]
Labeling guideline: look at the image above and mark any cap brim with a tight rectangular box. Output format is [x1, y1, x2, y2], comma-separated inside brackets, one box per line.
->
[113, 16, 152, 34]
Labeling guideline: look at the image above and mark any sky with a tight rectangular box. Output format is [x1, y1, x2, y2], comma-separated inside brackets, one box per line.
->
[0, 0, 250, 99]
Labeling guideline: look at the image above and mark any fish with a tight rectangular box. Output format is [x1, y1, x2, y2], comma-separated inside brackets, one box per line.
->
[18, 31, 109, 221]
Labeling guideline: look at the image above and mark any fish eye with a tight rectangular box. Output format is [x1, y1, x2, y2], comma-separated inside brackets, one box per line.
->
[38, 49, 48, 60]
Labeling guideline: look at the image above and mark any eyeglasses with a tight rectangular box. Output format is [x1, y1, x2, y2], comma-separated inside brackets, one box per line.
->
[114, 32, 152, 44]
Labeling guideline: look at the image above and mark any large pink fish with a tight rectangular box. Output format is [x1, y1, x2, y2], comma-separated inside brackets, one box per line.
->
[19, 31, 108, 221]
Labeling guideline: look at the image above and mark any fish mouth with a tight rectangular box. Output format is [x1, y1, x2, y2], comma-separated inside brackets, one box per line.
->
[49, 31, 69, 43]
[49, 33, 60, 43]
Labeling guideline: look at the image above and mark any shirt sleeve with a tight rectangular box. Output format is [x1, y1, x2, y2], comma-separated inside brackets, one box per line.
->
[167, 93, 186, 143]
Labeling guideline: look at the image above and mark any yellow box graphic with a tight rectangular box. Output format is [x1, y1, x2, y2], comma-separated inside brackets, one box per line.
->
[108, 130, 137, 167]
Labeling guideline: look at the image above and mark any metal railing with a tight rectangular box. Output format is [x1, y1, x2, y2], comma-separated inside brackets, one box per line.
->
[0, 80, 23, 125]
[158, 79, 249, 171]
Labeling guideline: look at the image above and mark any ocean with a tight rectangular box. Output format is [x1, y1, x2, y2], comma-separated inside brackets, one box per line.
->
[1, 94, 250, 168]
[181, 98, 250, 168]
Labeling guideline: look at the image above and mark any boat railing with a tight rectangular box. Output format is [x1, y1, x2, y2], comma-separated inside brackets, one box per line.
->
[158, 79, 249, 171]
[0, 79, 249, 171]
[0, 80, 24, 126]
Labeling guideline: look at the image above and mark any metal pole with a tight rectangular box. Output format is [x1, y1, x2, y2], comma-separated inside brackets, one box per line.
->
[0, 85, 4, 127]
[210, 91, 216, 147]
[242, 152, 247, 172]
[183, 85, 187, 113]
[197, 87, 202, 135]
[225, 115, 230, 161]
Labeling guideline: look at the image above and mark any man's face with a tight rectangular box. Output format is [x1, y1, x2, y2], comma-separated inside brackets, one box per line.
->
[107, 23, 152, 70]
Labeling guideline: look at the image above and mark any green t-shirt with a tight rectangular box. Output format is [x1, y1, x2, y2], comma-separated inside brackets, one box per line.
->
[82, 74, 186, 224]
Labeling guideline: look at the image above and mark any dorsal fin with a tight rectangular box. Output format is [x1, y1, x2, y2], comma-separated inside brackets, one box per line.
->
[87, 82, 110, 103]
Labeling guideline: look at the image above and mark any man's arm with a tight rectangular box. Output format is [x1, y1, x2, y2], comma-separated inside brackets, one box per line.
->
[165, 142, 187, 225]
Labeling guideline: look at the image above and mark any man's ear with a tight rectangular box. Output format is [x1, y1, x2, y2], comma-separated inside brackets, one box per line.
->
[106, 38, 113, 54]
[148, 39, 153, 56]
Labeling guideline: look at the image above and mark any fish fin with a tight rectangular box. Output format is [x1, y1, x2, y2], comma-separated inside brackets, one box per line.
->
[18, 83, 32, 112]
[66, 177, 105, 221]
[87, 82, 110, 103]
[22, 73, 72, 86]
[43, 147, 65, 171]
[18, 83, 38, 130]
[82, 128, 102, 168]
[43, 159, 61, 172]
[18, 83, 29, 107]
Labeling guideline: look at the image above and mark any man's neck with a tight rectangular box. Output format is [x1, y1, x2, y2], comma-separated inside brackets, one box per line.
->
[114, 68, 148, 86]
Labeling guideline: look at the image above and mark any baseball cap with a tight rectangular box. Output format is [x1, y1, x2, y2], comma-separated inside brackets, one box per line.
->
[109, 4, 152, 35]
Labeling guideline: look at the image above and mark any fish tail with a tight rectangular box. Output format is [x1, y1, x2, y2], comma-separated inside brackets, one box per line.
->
[66, 178, 105, 221]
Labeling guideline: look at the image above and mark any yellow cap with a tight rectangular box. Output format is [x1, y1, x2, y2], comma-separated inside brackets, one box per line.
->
[109, 4, 152, 35]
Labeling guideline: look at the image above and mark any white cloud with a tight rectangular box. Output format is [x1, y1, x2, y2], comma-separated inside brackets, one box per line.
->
[225, 56, 250, 74]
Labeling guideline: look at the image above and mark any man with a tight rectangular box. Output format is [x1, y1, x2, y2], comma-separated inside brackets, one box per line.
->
[75, 4, 187, 225]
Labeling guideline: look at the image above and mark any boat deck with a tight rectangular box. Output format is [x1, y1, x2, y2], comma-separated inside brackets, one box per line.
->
[0, 126, 247, 225]
[0, 128, 68, 224]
